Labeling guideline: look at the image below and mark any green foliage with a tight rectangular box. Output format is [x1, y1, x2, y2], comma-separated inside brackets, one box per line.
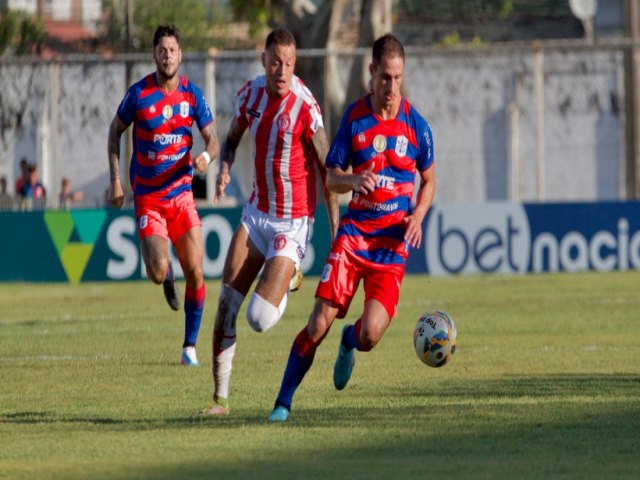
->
[99, 0, 227, 52]
[228, 0, 271, 35]
[134, 0, 210, 52]
[0, 9, 46, 56]
[1, 272, 639, 479]
[397, 0, 571, 21]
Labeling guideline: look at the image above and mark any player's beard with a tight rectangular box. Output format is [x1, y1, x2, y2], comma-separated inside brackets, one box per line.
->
[157, 62, 179, 82]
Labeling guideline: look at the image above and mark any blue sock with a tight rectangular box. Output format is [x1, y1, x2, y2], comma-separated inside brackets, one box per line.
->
[183, 284, 205, 347]
[275, 328, 318, 411]
[342, 319, 363, 350]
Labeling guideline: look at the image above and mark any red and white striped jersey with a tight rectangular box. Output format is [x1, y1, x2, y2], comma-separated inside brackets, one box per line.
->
[234, 75, 324, 218]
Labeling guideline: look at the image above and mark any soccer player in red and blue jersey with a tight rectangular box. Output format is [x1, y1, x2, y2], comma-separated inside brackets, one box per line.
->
[107, 24, 220, 367]
[269, 33, 436, 422]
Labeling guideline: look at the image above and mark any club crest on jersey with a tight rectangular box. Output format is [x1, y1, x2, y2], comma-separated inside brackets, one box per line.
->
[277, 113, 291, 132]
[180, 101, 189, 118]
[358, 133, 366, 144]
[162, 105, 173, 120]
[395, 135, 408, 157]
[139, 215, 148, 229]
[373, 134, 387, 153]
[274, 234, 287, 251]
[149, 105, 156, 114]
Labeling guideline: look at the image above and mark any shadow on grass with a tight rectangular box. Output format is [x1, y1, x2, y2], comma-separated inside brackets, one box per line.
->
[402, 372, 640, 398]
[2, 374, 639, 479]
[2, 373, 637, 430]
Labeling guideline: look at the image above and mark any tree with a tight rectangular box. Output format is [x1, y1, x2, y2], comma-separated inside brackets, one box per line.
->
[98, 0, 222, 52]
[0, 9, 46, 56]
[276, 0, 393, 134]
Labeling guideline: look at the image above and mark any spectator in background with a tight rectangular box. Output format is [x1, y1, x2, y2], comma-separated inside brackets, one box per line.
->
[14, 158, 29, 196]
[19, 164, 46, 210]
[0, 176, 13, 210]
[59, 177, 84, 209]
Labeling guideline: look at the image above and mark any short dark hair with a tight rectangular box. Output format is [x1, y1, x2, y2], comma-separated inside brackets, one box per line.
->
[153, 24, 180, 47]
[372, 33, 404, 65]
[265, 28, 296, 49]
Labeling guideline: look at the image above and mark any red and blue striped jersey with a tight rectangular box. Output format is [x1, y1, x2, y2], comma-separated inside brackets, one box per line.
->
[117, 73, 214, 200]
[327, 95, 434, 265]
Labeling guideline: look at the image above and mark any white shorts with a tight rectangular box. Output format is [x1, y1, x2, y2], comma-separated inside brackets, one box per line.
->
[241, 203, 311, 270]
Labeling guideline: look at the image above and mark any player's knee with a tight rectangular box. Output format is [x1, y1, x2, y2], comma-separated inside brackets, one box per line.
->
[182, 264, 203, 286]
[358, 330, 379, 352]
[146, 266, 165, 284]
[246, 293, 282, 333]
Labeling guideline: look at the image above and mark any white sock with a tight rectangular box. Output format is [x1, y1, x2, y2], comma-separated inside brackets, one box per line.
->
[213, 284, 244, 401]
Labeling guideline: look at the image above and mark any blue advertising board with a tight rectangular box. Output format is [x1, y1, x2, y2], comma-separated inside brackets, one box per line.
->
[1, 201, 639, 283]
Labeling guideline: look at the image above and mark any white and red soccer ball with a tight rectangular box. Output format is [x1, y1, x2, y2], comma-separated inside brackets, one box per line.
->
[413, 310, 457, 368]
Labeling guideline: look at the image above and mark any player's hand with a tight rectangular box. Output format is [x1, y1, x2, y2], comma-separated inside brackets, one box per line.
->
[403, 213, 424, 249]
[108, 180, 125, 209]
[354, 163, 377, 194]
[193, 152, 210, 174]
[214, 162, 231, 204]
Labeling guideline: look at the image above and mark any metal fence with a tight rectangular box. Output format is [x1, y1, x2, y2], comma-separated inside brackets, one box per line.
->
[0, 39, 632, 210]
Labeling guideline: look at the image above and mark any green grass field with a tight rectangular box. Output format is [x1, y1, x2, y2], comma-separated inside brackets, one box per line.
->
[1, 272, 639, 480]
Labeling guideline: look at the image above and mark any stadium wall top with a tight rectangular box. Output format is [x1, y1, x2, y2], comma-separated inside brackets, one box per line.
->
[3, 36, 640, 64]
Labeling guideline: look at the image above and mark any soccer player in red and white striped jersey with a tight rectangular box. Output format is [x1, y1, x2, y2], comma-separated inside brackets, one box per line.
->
[202, 28, 339, 416]
[107, 25, 220, 367]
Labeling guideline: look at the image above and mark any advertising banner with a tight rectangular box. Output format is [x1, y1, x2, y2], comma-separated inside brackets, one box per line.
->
[1, 201, 639, 283]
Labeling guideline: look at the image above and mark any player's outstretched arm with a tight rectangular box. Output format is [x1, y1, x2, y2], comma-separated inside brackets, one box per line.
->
[311, 127, 339, 240]
[193, 121, 221, 174]
[107, 115, 128, 209]
[214, 118, 245, 204]
[404, 164, 435, 249]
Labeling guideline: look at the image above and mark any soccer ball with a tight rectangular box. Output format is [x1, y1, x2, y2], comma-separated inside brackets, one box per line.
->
[413, 310, 457, 368]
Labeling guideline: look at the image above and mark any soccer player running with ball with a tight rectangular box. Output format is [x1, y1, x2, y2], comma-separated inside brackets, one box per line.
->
[107, 24, 220, 367]
[202, 28, 339, 416]
[268, 33, 436, 422]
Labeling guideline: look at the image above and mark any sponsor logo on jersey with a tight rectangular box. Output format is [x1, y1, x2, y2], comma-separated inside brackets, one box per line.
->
[140, 215, 148, 229]
[328, 251, 341, 261]
[162, 105, 173, 120]
[358, 133, 366, 144]
[376, 174, 395, 190]
[274, 234, 287, 251]
[150, 105, 156, 114]
[395, 135, 408, 157]
[157, 153, 185, 162]
[277, 113, 291, 132]
[353, 195, 399, 212]
[248, 108, 261, 118]
[153, 133, 183, 145]
[373, 135, 387, 153]
[180, 101, 190, 118]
